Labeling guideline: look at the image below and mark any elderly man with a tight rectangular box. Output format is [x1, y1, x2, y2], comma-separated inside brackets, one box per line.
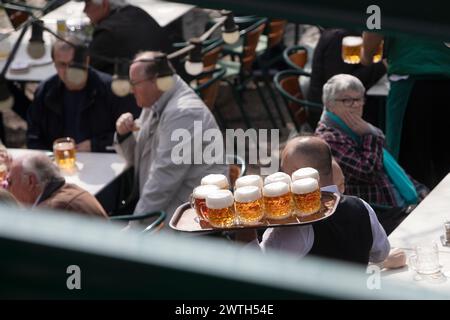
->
[315, 74, 428, 234]
[7, 153, 107, 218]
[114, 51, 228, 222]
[82, 0, 172, 74]
[238, 136, 390, 265]
[27, 38, 139, 152]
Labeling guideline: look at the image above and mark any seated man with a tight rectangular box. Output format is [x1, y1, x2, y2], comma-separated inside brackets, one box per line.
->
[27, 38, 140, 152]
[7, 153, 107, 218]
[82, 0, 172, 74]
[114, 51, 228, 222]
[238, 136, 390, 265]
[315, 74, 428, 234]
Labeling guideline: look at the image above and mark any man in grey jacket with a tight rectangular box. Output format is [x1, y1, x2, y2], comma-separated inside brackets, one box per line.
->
[114, 51, 228, 224]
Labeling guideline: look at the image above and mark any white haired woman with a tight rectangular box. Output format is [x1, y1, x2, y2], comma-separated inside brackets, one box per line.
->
[315, 74, 428, 234]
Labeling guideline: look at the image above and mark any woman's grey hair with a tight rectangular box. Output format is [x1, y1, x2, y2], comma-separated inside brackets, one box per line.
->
[21, 154, 63, 186]
[322, 74, 365, 108]
[91, 0, 127, 10]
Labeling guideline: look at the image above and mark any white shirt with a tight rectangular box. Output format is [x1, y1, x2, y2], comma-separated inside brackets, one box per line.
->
[251, 185, 390, 263]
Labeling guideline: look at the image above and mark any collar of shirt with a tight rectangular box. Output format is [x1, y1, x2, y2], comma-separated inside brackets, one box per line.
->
[151, 75, 181, 119]
[321, 184, 339, 194]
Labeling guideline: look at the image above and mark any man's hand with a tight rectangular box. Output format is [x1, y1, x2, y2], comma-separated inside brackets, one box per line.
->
[338, 110, 373, 136]
[116, 112, 139, 136]
[76, 139, 92, 152]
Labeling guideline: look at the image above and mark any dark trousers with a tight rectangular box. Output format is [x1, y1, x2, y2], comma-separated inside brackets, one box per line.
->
[399, 78, 450, 189]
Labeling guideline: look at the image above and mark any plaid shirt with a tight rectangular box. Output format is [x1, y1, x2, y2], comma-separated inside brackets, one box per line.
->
[315, 121, 426, 207]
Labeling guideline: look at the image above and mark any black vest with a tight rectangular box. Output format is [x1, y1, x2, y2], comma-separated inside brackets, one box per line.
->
[309, 195, 373, 264]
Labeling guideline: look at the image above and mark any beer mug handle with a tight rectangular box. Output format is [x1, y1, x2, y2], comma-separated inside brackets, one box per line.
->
[409, 254, 418, 271]
[189, 193, 196, 210]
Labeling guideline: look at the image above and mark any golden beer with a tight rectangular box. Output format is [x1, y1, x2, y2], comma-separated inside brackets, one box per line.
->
[372, 40, 384, 63]
[234, 186, 264, 225]
[263, 182, 292, 220]
[191, 185, 220, 220]
[205, 190, 235, 228]
[0, 163, 7, 182]
[53, 137, 76, 170]
[342, 36, 362, 64]
[292, 178, 321, 216]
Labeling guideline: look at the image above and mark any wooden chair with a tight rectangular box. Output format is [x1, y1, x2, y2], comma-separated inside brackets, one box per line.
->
[273, 69, 322, 131]
[219, 17, 278, 129]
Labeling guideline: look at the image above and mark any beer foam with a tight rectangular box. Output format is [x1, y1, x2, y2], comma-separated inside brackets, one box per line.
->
[206, 190, 234, 209]
[234, 186, 262, 203]
[292, 178, 319, 195]
[264, 172, 291, 186]
[263, 182, 290, 197]
[193, 185, 220, 199]
[201, 174, 229, 189]
[342, 36, 363, 47]
[292, 167, 320, 182]
[235, 175, 263, 189]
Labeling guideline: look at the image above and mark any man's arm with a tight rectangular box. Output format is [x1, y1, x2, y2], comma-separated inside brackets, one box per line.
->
[26, 83, 50, 150]
[361, 199, 390, 263]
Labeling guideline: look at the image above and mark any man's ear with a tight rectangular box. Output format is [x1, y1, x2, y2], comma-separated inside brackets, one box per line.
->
[28, 174, 39, 187]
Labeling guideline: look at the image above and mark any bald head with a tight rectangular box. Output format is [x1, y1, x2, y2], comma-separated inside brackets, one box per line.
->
[281, 136, 333, 187]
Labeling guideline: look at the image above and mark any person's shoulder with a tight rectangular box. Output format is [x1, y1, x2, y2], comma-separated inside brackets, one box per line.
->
[338, 194, 369, 213]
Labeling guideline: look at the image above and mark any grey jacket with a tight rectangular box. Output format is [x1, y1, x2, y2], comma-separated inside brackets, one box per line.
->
[114, 75, 228, 220]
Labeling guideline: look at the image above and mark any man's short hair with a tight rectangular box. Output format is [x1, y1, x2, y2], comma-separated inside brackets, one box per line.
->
[22, 154, 63, 186]
[132, 51, 174, 79]
[51, 36, 86, 61]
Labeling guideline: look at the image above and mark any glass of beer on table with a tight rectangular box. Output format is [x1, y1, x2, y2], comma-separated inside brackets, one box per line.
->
[292, 178, 321, 216]
[190, 185, 220, 221]
[234, 186, 264, 225]
[342, 36, 363, 64]
[205, 190, 236, 228]
[53, 137, 76, 170]
[263, 181, 292, 220]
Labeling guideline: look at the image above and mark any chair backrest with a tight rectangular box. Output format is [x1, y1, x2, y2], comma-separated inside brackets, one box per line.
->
[283, 45, 310, 70]
[193, 68, 226, 110]
[267, 19, 287, 49]
[240, 19, 267, 72]
[202, 40, 223, 73]
[274, 70, 323, 126]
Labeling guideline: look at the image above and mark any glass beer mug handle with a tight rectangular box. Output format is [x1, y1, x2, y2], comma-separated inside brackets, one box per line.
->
[189, 193, 196, 210]
[409, 254, 418, 271]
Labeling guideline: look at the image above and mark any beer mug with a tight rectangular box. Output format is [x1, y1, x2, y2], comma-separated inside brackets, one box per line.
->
[292, 178, 321, 216]
[235, 175, 263, 189]
[372, 40, 384, 63]
[53, 137, 76, 170]
[292, 167, 319, 183]
[190, 185, 220, 221]
[201, 174, 229, 189]
[234, 186, 264, 225]
[409, 242, 441, 275]
[342, 36, 362, 64]
[264, 172, 291, 186]
[263, 182, 292, 220]
[205, 190, 236, 228]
